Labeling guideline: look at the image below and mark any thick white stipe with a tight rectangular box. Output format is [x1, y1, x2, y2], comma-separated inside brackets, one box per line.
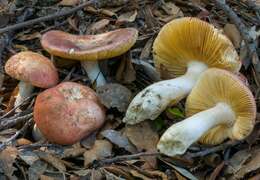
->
[157, 103, 236, 156]
[123, 61, 208, 124]
[81, 61, 106, 87]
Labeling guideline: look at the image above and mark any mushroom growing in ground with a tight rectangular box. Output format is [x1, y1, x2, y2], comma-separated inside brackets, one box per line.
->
[157, 68, 256, 156]
[33, 81, 105, 145]
[123, 17, 241, 125]
[41, 28, 138, 87]
[5, 51, 59, 107]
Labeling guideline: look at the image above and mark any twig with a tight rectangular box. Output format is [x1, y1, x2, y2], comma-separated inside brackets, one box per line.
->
[186, 141, 240, 158]
[213, 0, 258, 69]
[0, 112, 33, 130]
[0, 0, 95, 34]
[0, 118, 33, 151]
[93, 152, 161, 168]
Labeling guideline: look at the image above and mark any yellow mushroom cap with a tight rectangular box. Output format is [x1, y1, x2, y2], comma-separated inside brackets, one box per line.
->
[41, 28, 138, 61]
[153, 17, 241, 79]
[186, 68, 256, 144]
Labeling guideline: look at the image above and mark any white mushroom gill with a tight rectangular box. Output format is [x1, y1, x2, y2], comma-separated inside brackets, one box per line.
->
[123, 61, 208, 125]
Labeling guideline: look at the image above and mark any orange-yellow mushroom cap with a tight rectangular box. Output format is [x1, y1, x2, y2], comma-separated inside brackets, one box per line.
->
[153, 17, 241, 79]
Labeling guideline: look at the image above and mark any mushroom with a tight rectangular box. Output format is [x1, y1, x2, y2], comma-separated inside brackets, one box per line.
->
[33, 81, 106, 145]
[40, 28, 138, 87]
[157, 68, 256, 156]
[123, 17, 241, 125]
[5, 51, 59, 107]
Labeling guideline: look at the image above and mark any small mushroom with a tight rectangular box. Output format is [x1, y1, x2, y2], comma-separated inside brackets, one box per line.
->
[123, 17, 241, 125]
[33, 82, 106, 145]
[157, 68, 256, 156]
[41, 28, 138, 87]
[5, 51, 59, 107]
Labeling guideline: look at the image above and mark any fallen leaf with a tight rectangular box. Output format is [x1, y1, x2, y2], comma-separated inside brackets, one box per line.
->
[139, 37, 154, 60]
[58, 0, 79, 6]
[161, 159, 198, 180]
[16, 32, 42, 41]
[18, 150, 39, 166]
[124, 121, 159, 151]
[161, 2, 184, 18]
[62, 147, 86, 159]
[104, 165, 133, 180]
[40, 174, 57, 180]
[224, 149, 251, 175]
[88, 19, 110, 34]
[84, 140, 112, 167]
[80, 131, 97, 149]
[96, 83, 132, 112]
[117, 10, 138, 23]
[0, 147, 18, 179]
[208, 162, 225, 180]
[235, 148, 260, 178]
[16, 138, 32, 146]
[28, 160, 48, 180]
[224, 24, 241, 48]
[35, 151, 66, 172]
[116, 53, 136, 84]
[101, 129, 137, 153]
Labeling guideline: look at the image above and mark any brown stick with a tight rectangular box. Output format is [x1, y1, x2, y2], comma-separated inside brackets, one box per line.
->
[0, 0, 95, 34]
[93, 152, 161, 167]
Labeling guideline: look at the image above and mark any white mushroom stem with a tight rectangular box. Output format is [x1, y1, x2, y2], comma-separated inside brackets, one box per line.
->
[32, 124, 45, 141]
[157, 103, 236, 157]
[14, 81, 34, 108]
[81, 61, 106, 87]
[123, 61, 208, 125]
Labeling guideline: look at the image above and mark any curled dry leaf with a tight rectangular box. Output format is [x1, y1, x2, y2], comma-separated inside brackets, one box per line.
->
[101, 129, 137, 153]
[234, 148, 260, 179]
[84, 140, 112, 167]
[116, 54, 136, 84]
[62, 147, 86, 159]
[88, 19, 110, 34]
[117, 10, 138, 23]
[223, 24, 241, 48]
[96, 83, 132, 112]
[35, 151, 66, 172]
[58, 0, 79, 6]
[0, 147, 18, 179]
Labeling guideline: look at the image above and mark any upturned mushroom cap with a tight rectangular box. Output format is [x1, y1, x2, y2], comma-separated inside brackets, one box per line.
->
[41, 28, 138, 61]
[5, 51, 59, 88]
[186, 68, 256, 144]
[33, 82, 106, 145]
[153, 17, 241, 79]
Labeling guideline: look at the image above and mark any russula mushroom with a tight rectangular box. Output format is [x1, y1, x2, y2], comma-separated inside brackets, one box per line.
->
[123, 17, 241, 125]
[157, 68, 256, 156]
[33, 82, 106, 145]
[41, 28, 138, 87]
[5, 51, 59, 107]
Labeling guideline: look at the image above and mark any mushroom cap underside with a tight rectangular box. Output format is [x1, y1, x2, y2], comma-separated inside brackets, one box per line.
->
[153, 17, 241, 79]
[186, 68, 256, 144]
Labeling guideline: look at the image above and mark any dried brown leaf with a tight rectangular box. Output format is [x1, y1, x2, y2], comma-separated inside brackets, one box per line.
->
[19, 150, 39, 166]
[161, 2, 184, 18]
[28, 160, 48, 180]
[117, 10, 137, 23]
[224, 24, 241, 48]
[84, 140, 112, 167]
[88, 19, 110, 34]
[58, 0, 79, 6]
[0, 147, 18, 179]
[62, 147, 86, 159]
[104, 165, 134, 180]
[124, 121, 159, 151]
[139, 37, 154, 60]
[101, 129, 137, 153]
[116, 54, 136, 84]
[235, 149, 260, 178]
[96, 83, 132, 112]
[35, 151, 66, 172]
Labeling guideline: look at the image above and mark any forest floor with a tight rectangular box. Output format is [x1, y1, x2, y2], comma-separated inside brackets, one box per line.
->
[0, 0, 259, 179]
